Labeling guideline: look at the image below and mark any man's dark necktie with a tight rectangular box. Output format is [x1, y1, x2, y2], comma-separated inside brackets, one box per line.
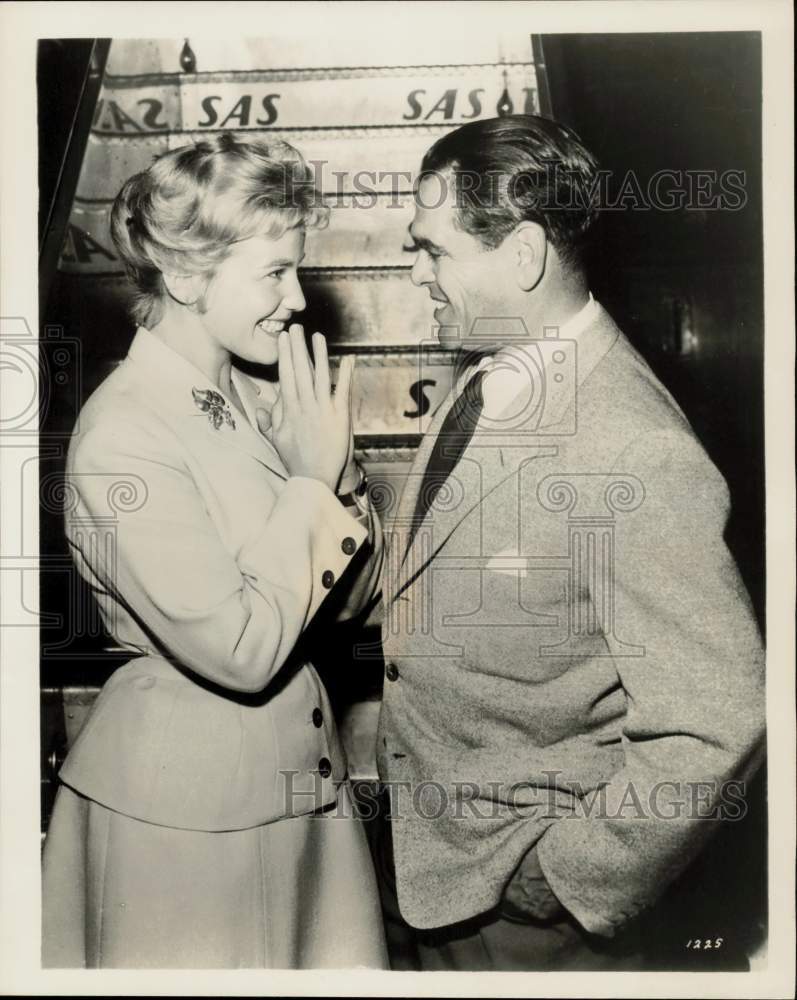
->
[407, 369, 485, 551]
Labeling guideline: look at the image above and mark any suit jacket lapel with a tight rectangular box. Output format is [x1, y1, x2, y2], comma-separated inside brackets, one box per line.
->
[533, 304, 620, 431]
[390, 405, 510, 600]
[387, 305, 622, 600]
[384, 389, 456, 597]
[126, 327, 289, 481]
[228, 370, 289, 480]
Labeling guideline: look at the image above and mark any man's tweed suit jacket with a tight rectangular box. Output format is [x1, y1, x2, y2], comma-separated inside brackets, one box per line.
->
[376, 303, 765, 935]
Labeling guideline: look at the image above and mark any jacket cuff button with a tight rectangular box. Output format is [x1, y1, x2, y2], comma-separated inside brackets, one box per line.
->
[341, 536, 357, 555]
[318, 757, 332, 778]
[321, 569, 335, 589]
[312, 707, 323, 727]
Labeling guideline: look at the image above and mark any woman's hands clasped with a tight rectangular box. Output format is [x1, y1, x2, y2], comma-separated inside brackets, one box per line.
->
[257, 325, 354, 493]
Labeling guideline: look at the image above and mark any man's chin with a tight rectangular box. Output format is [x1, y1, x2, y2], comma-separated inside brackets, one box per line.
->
[434, 314, 466, 348]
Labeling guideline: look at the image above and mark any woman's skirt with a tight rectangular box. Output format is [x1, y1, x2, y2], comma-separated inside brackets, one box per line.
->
[42, 782, 388, 969]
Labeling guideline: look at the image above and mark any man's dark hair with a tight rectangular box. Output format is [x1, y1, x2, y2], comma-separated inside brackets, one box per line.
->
[420, 114, 600, 268]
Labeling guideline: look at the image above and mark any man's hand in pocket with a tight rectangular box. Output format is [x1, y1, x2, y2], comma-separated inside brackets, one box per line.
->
[500, 845, 567, 923]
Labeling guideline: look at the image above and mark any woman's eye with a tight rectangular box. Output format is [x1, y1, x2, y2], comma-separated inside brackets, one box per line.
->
[264, 269, 285, 280]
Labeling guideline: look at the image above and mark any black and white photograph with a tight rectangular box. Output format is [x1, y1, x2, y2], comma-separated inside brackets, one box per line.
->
[0, 1, 794, 995]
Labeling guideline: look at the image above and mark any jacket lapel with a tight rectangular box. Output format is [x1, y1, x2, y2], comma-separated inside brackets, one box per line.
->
[534, 304, 620, 432]
[384, 387, 457, 598]
[387, 306, 621, 601]
[389, 403, 511, 601]
[227, 369, 289, 480]
[126, 327, 289, 481]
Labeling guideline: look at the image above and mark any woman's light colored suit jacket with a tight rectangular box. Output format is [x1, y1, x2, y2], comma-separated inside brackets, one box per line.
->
[60, 326, 383, 832]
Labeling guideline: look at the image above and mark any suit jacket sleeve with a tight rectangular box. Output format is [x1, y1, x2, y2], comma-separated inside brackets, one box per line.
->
[328, 474, 385, 623]
[67, 416, 368, 694]
[535, 428, 765, 937]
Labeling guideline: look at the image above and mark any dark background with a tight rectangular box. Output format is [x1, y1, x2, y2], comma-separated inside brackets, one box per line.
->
[543, 32, 766, 970]
[38, 33, 766, 969]
[545, 32, 764, 628]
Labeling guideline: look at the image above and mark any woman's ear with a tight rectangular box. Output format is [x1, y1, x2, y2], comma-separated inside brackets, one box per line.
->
[161, 271, 205, 310]
[513, 222, 548, 292]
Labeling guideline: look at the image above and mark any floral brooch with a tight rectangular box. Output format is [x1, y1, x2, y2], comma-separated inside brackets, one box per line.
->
[192, 387, 236, 430]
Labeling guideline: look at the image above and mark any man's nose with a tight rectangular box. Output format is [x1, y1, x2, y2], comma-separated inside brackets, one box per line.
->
[410, 250, 434, 287]
[283, 272, 306, 312]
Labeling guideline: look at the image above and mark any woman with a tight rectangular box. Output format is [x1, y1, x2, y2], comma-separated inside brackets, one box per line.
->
[42, 134, 387, 969]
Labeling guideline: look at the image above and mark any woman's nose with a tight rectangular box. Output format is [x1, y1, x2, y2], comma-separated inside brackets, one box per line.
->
[283, 272, 306, 313]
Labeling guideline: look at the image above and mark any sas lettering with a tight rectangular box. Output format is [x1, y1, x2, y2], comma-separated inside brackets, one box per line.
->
[137, 98, 169, 130]
[197, 94, 281, 129]
[92, 97, 172, 133]
[403, 87, 538, 121]
[404, 379, 438, 419]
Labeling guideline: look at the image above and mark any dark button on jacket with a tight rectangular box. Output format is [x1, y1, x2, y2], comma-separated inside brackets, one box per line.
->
[385, 661, 399, 682]
[341, 536, 357, 555]
[318, 757, 332, 778]
[312, 708, 323, 728]
[321, 570, 335, 589]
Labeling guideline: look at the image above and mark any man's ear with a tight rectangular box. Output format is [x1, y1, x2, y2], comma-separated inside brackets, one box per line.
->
[162, 271, 205, 309]
[512, 222, 548, 292]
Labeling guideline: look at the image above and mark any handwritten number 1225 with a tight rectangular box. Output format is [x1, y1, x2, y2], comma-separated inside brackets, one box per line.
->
[686, 938, 724, 949]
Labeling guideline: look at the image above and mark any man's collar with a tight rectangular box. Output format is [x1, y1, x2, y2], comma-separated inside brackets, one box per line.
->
[453, 294, 619, 431]
[456, 293, 598, 401]
[559, 291, 598, 338]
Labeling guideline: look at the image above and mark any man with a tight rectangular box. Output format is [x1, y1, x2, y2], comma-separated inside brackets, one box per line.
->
[373, 115, 765, 970]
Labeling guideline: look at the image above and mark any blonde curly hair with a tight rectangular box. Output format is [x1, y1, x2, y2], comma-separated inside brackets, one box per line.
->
[110, 133, 328, 327]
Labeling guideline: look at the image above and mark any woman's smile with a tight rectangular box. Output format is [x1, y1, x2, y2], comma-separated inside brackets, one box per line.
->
[257, 317, 289, 337]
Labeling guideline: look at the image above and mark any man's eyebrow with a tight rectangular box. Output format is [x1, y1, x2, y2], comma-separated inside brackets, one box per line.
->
[403, 233, 443, 253]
